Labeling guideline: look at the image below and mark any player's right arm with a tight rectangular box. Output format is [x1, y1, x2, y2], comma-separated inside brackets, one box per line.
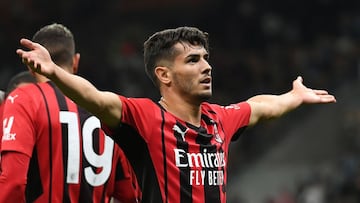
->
[16, 39, 122, 127]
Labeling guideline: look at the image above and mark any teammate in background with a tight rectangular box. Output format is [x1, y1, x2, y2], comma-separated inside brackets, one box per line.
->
[0, 71, 36, 152]
[4, 71, 36, 98]
[16, 26, 336, 203]
[0, 71, 36, 116]
[1, 23, 141, 203]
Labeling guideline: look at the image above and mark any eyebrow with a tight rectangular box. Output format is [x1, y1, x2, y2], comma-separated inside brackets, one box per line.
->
[185, 52, 209, 59]
[186, 53, 200, 58]
[175, 43, 208, 60]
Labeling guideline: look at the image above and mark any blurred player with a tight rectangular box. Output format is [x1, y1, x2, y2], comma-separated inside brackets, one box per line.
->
[16, 26, 336, 203]
[0, 23, 141, 203]
[4, 71, 36, 97]
[0, 71, 36, 153]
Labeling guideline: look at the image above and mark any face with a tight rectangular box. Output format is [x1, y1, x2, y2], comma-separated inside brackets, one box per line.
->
[169, 42, 212, 102]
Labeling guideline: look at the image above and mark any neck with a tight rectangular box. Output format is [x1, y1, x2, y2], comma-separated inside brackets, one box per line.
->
[35, 74, 50, 83]
[159, 96, 202, 126]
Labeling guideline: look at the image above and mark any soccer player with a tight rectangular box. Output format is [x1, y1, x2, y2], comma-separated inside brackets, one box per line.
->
[4, 71, 36, 97]
[0, 71, 36, 117]
[16, 26, 336, 203]
[1, 23, 141, 203]
[0, 71, 36, 152]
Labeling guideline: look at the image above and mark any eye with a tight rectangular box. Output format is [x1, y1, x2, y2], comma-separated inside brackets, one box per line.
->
[187, 56, 200, 63]
[204, 54, 209, 61]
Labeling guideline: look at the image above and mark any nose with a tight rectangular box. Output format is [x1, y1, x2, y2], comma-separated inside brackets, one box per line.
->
[202, 60, 212, 75]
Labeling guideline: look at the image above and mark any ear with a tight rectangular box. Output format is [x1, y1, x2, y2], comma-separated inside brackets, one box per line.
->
[155, 66, 171, 86]
[72, 53, 80, 74]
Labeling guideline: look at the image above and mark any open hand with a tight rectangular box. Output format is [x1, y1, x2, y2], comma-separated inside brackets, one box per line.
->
[292, 76, 336, 104]
[16, 38, 55, 78]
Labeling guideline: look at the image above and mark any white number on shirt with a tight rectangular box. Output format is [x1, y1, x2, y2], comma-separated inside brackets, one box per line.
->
[60, 111, 114, 186]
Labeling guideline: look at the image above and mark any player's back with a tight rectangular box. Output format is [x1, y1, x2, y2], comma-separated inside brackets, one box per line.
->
[1, 81, 141, 203]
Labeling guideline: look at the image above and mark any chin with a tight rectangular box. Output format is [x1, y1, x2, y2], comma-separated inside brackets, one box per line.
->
[199, 92, 212, 101]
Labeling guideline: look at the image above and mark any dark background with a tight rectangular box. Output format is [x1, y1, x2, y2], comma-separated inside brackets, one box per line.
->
[2, 0, 359, 97]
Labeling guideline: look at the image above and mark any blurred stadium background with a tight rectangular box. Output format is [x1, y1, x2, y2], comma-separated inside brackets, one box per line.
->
[1, 0, 360, 202]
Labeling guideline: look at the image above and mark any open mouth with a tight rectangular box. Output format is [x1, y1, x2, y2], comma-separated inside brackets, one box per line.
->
[200, 77, 211, 84]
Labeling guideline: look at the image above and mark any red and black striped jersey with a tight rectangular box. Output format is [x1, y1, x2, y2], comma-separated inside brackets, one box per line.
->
[104, 96, 251, 203]
[0, 82, 141, 203]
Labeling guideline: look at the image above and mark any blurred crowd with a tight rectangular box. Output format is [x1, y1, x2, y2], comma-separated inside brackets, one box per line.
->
[259, 155, 360, 203]
[1, 0, 359, 97]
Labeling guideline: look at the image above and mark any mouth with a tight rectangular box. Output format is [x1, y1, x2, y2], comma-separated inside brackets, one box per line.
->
[200, 77, 211, 84]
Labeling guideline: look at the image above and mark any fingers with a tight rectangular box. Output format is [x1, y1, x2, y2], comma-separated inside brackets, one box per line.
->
[16, 39, 36, 64]
[19, 38, 36, 49]
[19, 56, 37, 71]
[21, 57, 27, 64]
[22, 57, 32, 68]
[313, 89, 336, 102]
[16, 40, 39, 72]
[17, 39, 41, 57]
[16, 49, 30, 64]
[320, 95, 337, 103]
[293, 76, 305, 88]
[16, 49, 25, 57]
[313, 89, 329, 95]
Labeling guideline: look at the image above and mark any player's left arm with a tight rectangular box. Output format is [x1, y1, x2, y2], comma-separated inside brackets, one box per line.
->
[0, 151, 30, 202]
[246, 76, 336, 126]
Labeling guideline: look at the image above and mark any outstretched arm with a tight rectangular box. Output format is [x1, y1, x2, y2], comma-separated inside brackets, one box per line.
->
[247, 76, 336, 126]
[16, 38, 122, 127]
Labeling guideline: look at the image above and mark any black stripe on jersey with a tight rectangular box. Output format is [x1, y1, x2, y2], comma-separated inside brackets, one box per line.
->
[25, 148, 43, 202]
[76, 105, 98, 203]
[34, 83, 54, 203]
[115, 159, 125, 180]
[48, 82, 72, 202]
[112, 123, 160, 203]
[78, 104, 109, 202]
[173, 122, 192, 203]
[200, 145, 221, 203]
[202, 114, 224, 201]
[79, 105, 109, 203]
[189, 114, 222, 203]
[50, 82, 94, 203]
[160, 109, 169, 203]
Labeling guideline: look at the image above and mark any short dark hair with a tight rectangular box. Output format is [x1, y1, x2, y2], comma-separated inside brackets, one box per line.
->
[143, 26, 209, 86]
[32, 23, 75, 68]
[5, 71, 36, 97]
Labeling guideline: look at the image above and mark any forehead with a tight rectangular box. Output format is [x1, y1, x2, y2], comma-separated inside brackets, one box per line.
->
[173, 42, 208, 57]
